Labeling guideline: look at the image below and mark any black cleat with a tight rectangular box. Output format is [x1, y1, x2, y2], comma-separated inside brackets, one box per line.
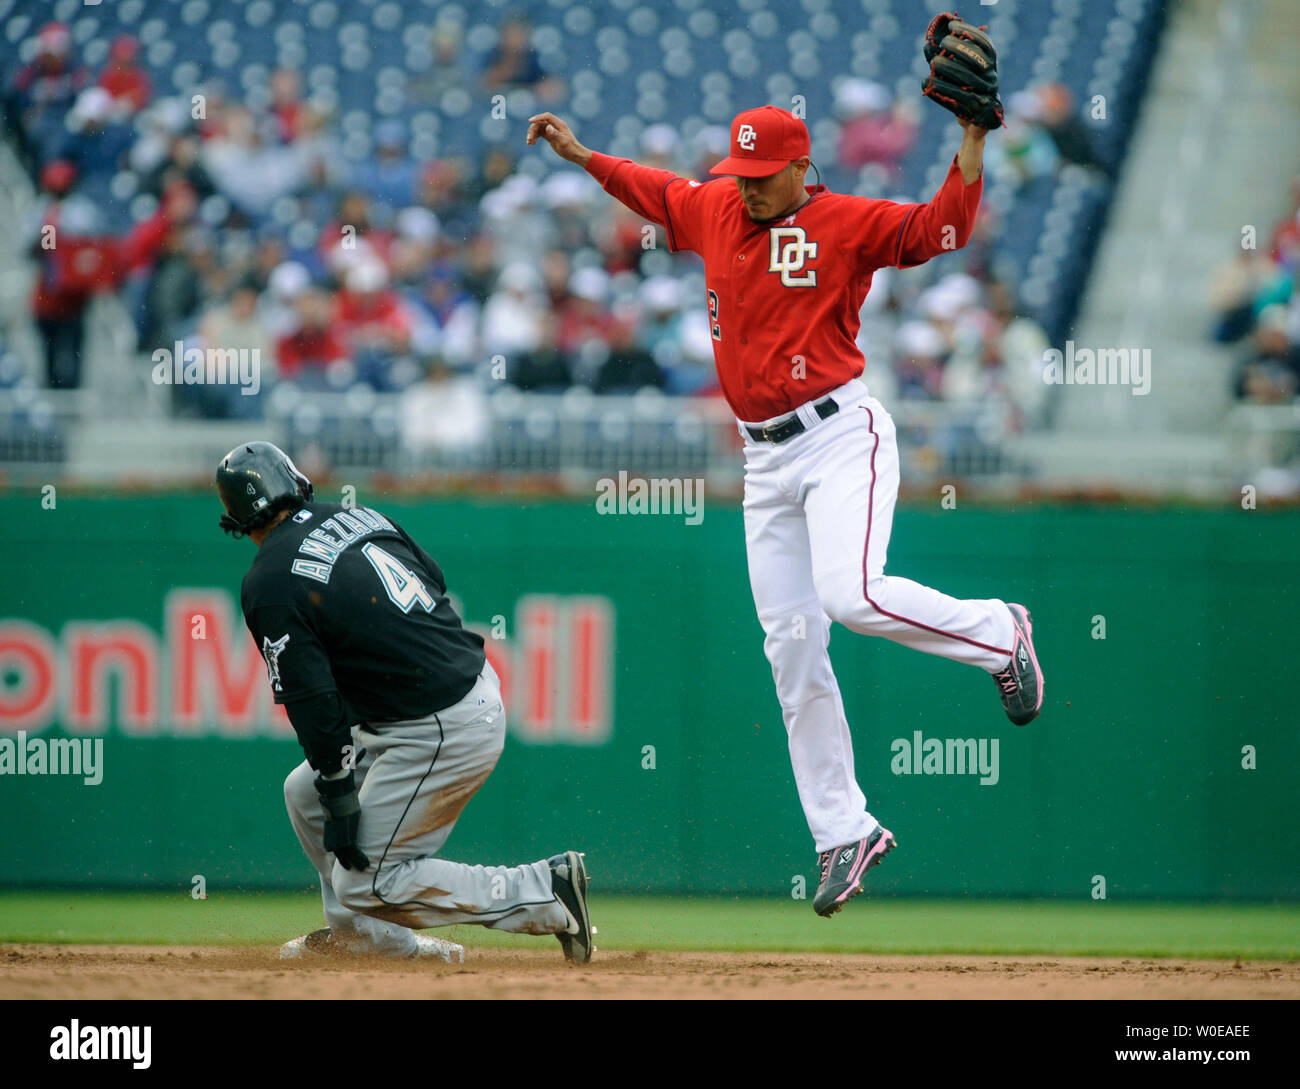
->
[993, 603, 1043, 726]
[813, 826, 897, 917]
[549, 851, 596, 963]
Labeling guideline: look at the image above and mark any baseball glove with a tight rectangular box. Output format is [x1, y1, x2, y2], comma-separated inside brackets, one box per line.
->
[921, 12, 1005, 131]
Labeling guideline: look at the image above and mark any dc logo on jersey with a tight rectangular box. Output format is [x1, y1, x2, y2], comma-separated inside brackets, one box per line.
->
[737, 123, 757, 151]
[261, 633, 290, 692]
[768, 226, 818, 287]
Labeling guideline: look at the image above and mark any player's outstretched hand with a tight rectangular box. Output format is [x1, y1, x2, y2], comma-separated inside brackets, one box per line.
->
[526, 112, 592, 167]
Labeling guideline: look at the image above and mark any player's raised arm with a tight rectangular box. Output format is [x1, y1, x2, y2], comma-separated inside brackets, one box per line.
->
[847, 14, 1003, 271]
[527, 111, 707, 254]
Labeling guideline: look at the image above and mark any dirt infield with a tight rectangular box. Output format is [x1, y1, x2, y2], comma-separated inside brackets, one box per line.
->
[3, 944, 1297, 999]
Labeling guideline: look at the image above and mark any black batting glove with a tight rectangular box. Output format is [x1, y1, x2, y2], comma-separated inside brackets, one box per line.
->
[315, 770, 371, 871]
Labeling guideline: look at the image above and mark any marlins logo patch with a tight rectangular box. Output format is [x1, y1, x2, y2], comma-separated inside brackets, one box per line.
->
[261, 633, 290, 692]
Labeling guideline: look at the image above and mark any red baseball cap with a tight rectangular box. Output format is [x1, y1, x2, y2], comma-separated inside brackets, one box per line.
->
[709, 106, 811, 178]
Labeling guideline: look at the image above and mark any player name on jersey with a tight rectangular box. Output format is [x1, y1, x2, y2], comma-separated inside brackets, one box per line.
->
[288, 505, 396, 584]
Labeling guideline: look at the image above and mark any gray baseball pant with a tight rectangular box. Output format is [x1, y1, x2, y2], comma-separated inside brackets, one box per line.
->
[283, 662, 568, 954]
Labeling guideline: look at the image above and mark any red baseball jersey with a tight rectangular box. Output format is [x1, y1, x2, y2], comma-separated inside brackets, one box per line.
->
[584, 152, 982, 421]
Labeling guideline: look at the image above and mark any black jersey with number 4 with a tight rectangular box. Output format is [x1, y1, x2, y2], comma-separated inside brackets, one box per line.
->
[240, 502, 485, 725]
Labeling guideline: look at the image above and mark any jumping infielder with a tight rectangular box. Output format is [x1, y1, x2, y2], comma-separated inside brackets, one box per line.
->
[527, 14, 1041, 915]
[216, 441, 595, 960]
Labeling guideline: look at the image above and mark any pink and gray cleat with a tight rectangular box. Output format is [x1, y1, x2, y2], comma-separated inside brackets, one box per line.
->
[813, 826, 897, 917]
[993, 603, 1043, 726]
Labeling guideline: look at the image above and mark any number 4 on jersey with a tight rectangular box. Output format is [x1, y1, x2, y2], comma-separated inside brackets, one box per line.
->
[361, 542, 436, 614]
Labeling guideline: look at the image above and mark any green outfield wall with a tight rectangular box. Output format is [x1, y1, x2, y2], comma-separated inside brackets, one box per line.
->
[0, 492, 1294, 900]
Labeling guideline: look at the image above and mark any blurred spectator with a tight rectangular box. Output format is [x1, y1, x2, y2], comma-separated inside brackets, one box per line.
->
[334, 258, 414, 388]
[389, 207, 442, 286]
[941, 281, 1051, 428]
[640, 125, 681, 172]
[57, 88, 134, 195]
[1036, 83, 1105, 175]
[409, 266, 480, 367]
[277, 288, 349, 384]
[482, 262, 546, 357]
[894, 320, 947, 400]
[639, 275, 702, 395]
[592, 320, 666, 394]
[97, 36, 152, 118]
[139, 223, 206, 354]
[141, 130, 218, 205]
[401, 359, 490, 458]
[28, 169, 184, 387]
[410, 24, 473, 104]
[469, 146, 516, 202]
[353, 121, 419, 213]
[261, 261, 313, 339]
[835, 79, 917, 177]
[203, 105, 311, 215]
[269, 68, 306, 144]
[5, 21, 90, 175]
[1268, 178, 1300, 267]
[26, 182, 109, 390]
[189, 276, 276, 418]
[482, 17, 563, 102]
[1235, 304, 1300, 403]
[416, 159, 474, 239]
[557, 267, 617, 355]
[1209, 249, 1281, 343]
[458, 234, 499, 305]
[506, 314, 572, 392]
[320, 191, 395, 279]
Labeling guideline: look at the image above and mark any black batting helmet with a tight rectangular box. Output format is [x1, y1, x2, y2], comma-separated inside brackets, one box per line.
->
[215, 441, 314, 538]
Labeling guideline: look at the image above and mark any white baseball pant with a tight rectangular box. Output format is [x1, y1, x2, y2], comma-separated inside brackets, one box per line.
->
[740, 378, 1016, 853]
[283, 661, 568, 954]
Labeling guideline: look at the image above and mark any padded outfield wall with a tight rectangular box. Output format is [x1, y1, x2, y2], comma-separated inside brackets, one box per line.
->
[0, 492, 1294, 899]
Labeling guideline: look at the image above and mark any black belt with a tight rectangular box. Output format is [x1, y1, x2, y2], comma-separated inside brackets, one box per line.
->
[745, 397, 839, 444]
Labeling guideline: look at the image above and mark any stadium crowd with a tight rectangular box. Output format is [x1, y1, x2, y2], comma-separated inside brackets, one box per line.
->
[1210, 173, 1300, 405]
[3, 15, 1070, 451]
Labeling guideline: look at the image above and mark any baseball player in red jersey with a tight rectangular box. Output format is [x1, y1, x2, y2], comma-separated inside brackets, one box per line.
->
[526, 29, 1043, 918]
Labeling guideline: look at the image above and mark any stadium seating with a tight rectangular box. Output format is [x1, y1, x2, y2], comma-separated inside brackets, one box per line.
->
[0, 0, 1168, 482]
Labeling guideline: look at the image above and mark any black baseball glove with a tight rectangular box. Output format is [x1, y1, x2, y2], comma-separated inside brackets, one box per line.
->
[921, 12, 1005, 131]
[315, 770, 370, 871]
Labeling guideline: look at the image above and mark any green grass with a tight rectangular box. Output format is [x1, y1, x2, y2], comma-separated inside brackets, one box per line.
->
[1, 892, 1296, 959]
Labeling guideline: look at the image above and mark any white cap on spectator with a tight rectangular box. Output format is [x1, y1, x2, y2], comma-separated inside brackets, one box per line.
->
[269, 261, 311, 299]
[58, 196, 102, 237]
[486, 175, 540, 217]
[1008, 90, 1044, 122]
[641, 123, 680, 157]
[71, 87, 114, 128]
[933, 273, 983, 316]
[541, 171, 593, 209]
[396, 206, 440, 242]
[692, 125, 730, 158]
[896, 320, 946, 359]
[498, 262, 541, 293]
[569, 266, 610, 303]
[347, 258, 389, 293]
[640, 275, 682, 313]
[836, 79, 890, 117]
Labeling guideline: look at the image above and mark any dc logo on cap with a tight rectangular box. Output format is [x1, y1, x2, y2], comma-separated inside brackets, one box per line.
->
[737, 124, 756, 151]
